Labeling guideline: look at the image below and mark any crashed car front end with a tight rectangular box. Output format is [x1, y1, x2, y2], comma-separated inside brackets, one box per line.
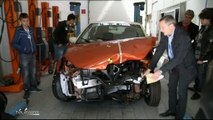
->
[52, 36, 161, 106]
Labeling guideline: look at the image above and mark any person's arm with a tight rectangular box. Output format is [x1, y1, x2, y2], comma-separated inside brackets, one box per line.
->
[30, 28, 36, 53]
[149, 34, 166, 72]
[202, 29, 213, 61]
[11, 28, 21, 52]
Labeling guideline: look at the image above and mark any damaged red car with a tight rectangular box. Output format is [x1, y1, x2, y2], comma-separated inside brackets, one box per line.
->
[52, 21, 161, 106]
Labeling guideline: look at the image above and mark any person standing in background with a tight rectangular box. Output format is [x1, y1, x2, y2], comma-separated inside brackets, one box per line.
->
[192, 8, 213, 100]
[53, 13, 76, 61]
[12, 13, 42, 99]
[52, 13, 76, 75]
[177, 9, 199, 51]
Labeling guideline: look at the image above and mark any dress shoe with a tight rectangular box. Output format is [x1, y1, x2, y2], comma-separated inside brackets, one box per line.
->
[191, 92, 200, 100]
[159, 110, 176, 117]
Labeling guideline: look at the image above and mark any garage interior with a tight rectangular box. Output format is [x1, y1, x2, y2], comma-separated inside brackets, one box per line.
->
[0, 0, 212, 119]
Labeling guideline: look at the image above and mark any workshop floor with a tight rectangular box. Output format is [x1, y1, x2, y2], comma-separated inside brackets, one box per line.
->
[4, 73, 200, 119]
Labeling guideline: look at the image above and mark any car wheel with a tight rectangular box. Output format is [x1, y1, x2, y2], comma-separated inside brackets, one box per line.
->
[52, 73, 72, 102]
[142, 80, 161, 106]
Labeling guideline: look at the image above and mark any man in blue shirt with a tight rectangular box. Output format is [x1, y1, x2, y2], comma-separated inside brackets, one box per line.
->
[144, 15, 197, 119]
[12, 13, 42, 99]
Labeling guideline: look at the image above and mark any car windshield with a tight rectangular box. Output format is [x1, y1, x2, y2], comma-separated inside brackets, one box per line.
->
[76, 23, 145, 44]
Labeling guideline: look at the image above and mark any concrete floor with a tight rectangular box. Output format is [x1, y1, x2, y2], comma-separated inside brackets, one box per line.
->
[4, 73, 200, 119]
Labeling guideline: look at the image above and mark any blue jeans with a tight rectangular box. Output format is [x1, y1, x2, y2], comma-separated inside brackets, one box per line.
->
[194, 62, 208, 92]
[20, 54, 37, 90]
[53, 44, 67, 61]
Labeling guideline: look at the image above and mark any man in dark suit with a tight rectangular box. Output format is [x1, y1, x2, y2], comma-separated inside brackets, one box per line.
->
[144, 15, 197, 119]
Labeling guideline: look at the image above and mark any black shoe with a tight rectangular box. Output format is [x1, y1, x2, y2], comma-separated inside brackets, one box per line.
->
[191, 92, 200, 100]
[159, 110, 176, 117]
[23, 90, 30, 99]
[31, 87, 42, 92]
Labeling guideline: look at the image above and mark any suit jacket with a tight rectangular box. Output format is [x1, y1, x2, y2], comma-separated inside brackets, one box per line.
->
[150, 26, 197, 80]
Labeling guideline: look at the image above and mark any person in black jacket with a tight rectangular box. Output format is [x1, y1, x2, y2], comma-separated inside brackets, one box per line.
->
[144, 15, 197, 119]
[12, 13, 42, 99]
[177, 9, 199, 51]
[192, 8, 213, 100]
[53, 13, 76, 61]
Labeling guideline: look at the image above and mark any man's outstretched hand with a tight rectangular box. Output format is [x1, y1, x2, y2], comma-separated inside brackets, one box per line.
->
[143, 69, 163, 84]
[152, 70, 162, 81]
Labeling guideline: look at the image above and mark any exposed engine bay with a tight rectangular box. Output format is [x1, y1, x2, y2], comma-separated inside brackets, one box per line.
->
[52, 60, 161, 106]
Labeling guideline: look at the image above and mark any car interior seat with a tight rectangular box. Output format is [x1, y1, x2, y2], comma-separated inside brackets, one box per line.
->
[102, 32, 114, 41]
[95, 26, 109, 40]
[123, 26, 138, 38]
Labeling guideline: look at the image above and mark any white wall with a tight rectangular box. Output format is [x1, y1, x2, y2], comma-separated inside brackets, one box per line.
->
[88, 0, 145, 25]
[149, 1, 159, 36]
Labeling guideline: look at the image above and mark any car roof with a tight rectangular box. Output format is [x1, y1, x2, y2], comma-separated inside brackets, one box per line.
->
[90, 21, 142, 26]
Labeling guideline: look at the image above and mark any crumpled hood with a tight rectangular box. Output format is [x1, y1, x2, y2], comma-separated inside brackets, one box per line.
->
[64, 37, 156, 69]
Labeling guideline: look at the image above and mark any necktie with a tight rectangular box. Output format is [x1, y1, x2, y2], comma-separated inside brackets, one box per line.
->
[168, 41, 174, 59]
